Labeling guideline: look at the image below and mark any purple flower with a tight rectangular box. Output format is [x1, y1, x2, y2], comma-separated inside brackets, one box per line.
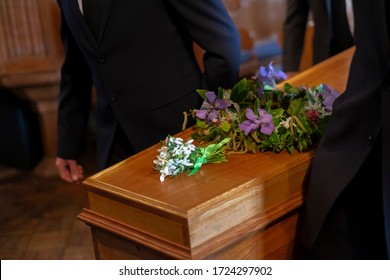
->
[254, 62, 287, 85]
[256, 84, 265, 98]
[323, 92, 339, 111]
[196, 91, 229, 123]
[322, 84, 333, 92]
[239, 108, 275, 136]
[320, 84, 340, 111]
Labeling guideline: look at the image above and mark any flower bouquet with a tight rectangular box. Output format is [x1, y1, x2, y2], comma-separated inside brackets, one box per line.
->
[153, 136, 231, 182]
[191, 62, 339, 154]
[154, 62, 340, 181]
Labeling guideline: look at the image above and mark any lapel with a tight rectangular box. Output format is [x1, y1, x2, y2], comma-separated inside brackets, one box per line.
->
[98, 0, 114, 43]
[386, 0, 390, 40]
[382, 0, 390, 260]
[65, 0, 97, 48]
[68, 0, 113, 47]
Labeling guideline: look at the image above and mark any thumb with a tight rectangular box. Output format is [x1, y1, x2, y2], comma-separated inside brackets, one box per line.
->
[67, 160, 84, 183]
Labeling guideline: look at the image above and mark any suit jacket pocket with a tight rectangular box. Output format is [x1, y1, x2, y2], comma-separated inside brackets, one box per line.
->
[147, 73, 200, 110]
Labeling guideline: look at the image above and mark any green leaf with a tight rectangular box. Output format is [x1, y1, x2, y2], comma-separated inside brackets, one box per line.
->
[265, 99, 273, 112]
[196, 118, 207, 128]
[270, 108, 284, 119]
[283, 83, 293, 92]
[295, 115, 313, 134]
[196, 89, 209, 99]
[191, 128, 217, 142]
[280, 131, 289, 141]
[287, 98, 302, 116]
[230, 78, 252, 103]
[220, 121, 231, 132]
[254, 98, 261, 112]
[269, 132, 280, 144]
[301, 139, 308, 150]
[298, 141, 303, 152]
[251, 131, 261, 143]
[216, 87, 225, 99]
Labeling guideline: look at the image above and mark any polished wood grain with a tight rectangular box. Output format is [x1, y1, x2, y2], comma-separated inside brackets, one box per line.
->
[283, 47, 355, 92]
[78, 44, 355, 260]
[80, 145, 311, 259]
[0, 0, 62, 81]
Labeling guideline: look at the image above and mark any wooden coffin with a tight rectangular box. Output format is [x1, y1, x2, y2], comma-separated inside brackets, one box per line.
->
[78, 47, 354, 259]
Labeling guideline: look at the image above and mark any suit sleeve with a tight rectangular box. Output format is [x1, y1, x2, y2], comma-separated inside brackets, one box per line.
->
[282, 0, 310, 72]
[167, 0, 241, 91]
[57, 4, 93, 160]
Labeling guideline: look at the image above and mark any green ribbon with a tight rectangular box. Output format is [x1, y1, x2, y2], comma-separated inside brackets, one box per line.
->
[188, 138, 231, 176]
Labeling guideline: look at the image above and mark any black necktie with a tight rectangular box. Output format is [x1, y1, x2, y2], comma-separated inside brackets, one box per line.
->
[82, 0, 101, 39]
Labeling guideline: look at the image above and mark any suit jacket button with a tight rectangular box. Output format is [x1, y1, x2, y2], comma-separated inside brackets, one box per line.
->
[110, 94, 117, 102]
[99, 56, 106, 65]
[367, 135, 374, 144]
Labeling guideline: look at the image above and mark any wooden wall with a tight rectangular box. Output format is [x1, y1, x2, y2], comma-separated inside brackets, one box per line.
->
[0, 0, 63, 176]
[0, 0, 62, 86]
[223, 0, 287, 43]
[222, 0, 314, 74]
[222, 0, 288, 77]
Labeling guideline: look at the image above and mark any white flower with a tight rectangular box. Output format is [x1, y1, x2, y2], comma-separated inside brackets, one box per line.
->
[154, 136, 198, 181]
[279, 120, 290, 129]
[276, 117, 295, 130]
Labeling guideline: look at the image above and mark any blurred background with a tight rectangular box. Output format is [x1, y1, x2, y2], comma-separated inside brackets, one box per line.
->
[0, 0, 316, 259]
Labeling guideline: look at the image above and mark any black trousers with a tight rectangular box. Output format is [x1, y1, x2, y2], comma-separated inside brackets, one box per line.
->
[306, 134, 387, 259]
[106, 124, 135, 168]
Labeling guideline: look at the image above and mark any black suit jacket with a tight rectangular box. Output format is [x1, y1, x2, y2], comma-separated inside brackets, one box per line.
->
[56, 0, 241, 169]
[282, 0, 354, 72]
[302, 0, 390, 256]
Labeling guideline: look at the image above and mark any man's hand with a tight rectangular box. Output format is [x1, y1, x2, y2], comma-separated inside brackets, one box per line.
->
[55, 157, 84, 184]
